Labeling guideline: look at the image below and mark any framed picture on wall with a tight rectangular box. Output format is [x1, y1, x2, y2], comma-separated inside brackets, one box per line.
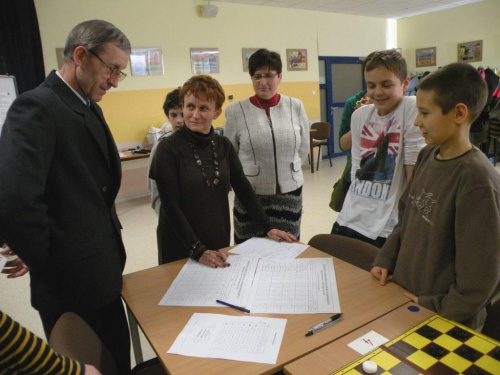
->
[286, 49, 308, 71]
[241, 48, 259, 72]
[457, 40, 482, 62]
[415, 47, 436, 67]
[129, 48, 164, 76]
[190, 48, 219, 74]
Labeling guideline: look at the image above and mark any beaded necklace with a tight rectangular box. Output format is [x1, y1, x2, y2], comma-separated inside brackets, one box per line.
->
[189, 140, 220, 187]
[255, 99, 272, 126]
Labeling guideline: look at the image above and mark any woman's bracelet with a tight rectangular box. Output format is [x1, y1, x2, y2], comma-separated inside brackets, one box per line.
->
[189, 240, 207, 261]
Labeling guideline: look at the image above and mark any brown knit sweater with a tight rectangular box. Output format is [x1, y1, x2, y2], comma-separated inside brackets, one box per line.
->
[374, 145, 500, 328]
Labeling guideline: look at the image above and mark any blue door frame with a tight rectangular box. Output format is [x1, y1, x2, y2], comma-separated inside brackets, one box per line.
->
[318, 56, 365, 159]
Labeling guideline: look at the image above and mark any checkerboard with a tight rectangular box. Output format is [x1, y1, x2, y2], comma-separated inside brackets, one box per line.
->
[332, 315, 500, 374]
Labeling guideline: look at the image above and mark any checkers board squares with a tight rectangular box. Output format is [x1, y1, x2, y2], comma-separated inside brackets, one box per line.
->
[332, 315, 500, 374]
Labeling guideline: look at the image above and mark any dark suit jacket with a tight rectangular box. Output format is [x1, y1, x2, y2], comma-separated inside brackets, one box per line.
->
[0, 71, 126, 314]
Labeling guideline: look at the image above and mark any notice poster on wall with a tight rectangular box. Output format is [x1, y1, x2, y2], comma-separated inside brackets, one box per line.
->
[190, 48, 219, 74]
[0, 75, 18, 133]
[129, 48, 164, 76]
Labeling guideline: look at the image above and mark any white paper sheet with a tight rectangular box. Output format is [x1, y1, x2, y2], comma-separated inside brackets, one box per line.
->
[168, 313, 287, 364]
[246, 258, 340, 314]
[347, 330, 389, 355]
[229, 237, 308, 261]
[159, 256, 258, 307]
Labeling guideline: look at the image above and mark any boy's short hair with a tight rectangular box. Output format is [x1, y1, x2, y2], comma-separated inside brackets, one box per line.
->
[180, 75, 225, 110]
[363, 49, 407, 82]
[417, 63, 488, 123]
[162, 88, 181, 117]
[248, 48, 282, 77]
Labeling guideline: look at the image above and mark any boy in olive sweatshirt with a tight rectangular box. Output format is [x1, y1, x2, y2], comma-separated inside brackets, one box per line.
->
[371, 63, 500, 329]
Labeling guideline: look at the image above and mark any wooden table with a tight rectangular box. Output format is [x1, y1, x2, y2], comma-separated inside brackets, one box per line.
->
[119, 150, 150, 161]
[309, 128, 318, 173]
[118, 151, 150, 198]
[284, 303, 434, 375]
[121, 247, 410, 375]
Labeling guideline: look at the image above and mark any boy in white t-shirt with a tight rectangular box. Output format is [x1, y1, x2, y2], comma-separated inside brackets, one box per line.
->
[332, 49, 425, 247]
[148, 88, 184, 215]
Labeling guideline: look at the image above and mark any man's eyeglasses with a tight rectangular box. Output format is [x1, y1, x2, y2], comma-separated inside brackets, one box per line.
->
[251, 73, 278, 82]
[88, 50, 127, 82]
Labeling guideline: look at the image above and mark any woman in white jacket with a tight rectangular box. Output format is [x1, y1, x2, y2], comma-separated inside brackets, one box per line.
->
[225, 49, 309, 243]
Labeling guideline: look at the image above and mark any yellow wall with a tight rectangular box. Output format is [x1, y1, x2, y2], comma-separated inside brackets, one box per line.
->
[33, 0, 388, 145]
[398, 0, 500, 72]
[101, 81, 319, 143]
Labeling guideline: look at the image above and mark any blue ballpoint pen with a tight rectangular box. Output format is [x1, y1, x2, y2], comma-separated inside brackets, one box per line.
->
[305, 313, 343, 336]
[216, 299, 250, 313]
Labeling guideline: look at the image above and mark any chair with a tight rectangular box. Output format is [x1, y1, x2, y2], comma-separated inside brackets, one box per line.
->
[132, 357, 167, 375]
[49, 312, 117, 375]
[308, 234, 379, 272]
[482, 299, 500, 341]
[310, 122, 332, 171]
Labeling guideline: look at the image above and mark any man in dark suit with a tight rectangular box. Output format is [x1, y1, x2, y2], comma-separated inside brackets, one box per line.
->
[0, 20, 132, 374]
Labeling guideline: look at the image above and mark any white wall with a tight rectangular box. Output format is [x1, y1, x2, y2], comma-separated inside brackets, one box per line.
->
[398, 0, 500, 72]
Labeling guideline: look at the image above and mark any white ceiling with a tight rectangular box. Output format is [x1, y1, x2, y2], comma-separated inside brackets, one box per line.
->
[211, 0, 484, 19]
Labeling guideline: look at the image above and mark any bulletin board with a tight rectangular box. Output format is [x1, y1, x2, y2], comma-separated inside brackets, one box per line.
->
[0, 75, 18, 133]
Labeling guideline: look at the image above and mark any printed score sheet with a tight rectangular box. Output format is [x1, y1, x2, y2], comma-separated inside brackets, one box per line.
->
[229, 237, 308, 261]
[159, 256, 258, 307]
[247, 258, 340, 313]
[167, 313, 286, 364]
[159, 255, 340, 314]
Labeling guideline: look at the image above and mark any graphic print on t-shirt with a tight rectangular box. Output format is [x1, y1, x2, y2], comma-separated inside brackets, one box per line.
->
[411, 188, 437, 225]
[352, 117, 400, 201]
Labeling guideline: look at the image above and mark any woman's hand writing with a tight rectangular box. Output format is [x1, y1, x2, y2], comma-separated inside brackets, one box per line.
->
[198, 250, 229, 268]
